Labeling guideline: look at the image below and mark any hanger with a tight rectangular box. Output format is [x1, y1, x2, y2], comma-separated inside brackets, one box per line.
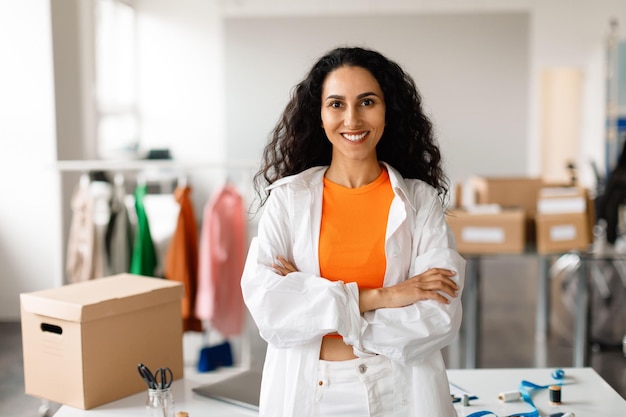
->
[79, 171, 90, 188]
[114, 173, 125, 187]
[136, 172, 146, 188]
[178, 171, 188, 188]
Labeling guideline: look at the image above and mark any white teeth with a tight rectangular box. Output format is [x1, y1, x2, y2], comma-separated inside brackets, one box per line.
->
[342, 132, 367, 142]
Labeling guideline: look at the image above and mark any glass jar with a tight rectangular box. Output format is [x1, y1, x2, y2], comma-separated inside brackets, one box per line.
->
[146, 388, 175, 417]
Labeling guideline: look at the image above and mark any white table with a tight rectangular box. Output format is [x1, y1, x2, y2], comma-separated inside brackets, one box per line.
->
[53, 367, 625, 417]
[52, 366, 257, 417]
[449, 367, 626, 417]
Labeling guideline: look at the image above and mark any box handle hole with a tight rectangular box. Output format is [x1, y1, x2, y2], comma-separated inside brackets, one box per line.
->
[41, 323, 63, 335]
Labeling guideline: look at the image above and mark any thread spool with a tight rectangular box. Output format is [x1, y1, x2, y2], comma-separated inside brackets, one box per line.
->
[498, 390, 521, 402]
[549, 385, 562, 406]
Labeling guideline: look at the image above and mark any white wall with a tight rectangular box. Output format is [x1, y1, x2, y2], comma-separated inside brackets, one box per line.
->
[223, 13, 530, 182]
[220, 0, 626, 185]
[137, 0, 224, 163]
[529, 0, 626, 184]
[0, 0, 62, 319]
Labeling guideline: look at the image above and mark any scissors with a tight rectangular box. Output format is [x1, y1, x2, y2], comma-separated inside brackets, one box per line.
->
[154, 367, 173, 389]
[137, 363, 157, 389]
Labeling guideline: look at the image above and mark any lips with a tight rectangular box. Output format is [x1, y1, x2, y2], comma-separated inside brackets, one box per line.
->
[342, 132, 368, 142]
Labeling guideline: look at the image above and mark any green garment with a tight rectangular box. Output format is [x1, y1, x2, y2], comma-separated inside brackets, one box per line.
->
[130, 184, 158, 276]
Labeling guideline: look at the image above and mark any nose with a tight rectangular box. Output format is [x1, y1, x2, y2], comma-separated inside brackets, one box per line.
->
[343, 105, 361, 128]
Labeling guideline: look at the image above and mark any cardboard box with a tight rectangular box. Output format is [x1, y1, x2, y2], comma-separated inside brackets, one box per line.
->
[535, 187, 594, 254]
[535, 212, 592, 254]
[467, 176, 544, 243]
[446, 208, 526, 254]
[470, 176, 544, 215]
[537, 186, 587, 214]
[20, 274, 184, 409]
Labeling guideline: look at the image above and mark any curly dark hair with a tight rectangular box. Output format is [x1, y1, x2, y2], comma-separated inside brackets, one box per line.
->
[253, 46, 448, 206]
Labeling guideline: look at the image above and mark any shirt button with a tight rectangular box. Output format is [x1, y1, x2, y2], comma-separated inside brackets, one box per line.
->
[359, 364, 367, 374]
[318, 380, 323, 386]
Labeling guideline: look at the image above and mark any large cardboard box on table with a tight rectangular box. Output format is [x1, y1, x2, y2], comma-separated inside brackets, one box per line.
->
[470, 176, 544, 215]
[535, 187, 594, 254]
[20, 274, 184, 409]
[446, 208, 526, 254]
[467, 176, 544, 242]
[536, 213, 592, 254]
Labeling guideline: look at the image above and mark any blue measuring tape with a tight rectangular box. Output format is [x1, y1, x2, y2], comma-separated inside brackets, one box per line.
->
[465, 369, 566, 417]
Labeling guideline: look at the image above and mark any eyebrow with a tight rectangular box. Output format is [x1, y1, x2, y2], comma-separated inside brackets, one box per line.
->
[324, 92, 380, 101]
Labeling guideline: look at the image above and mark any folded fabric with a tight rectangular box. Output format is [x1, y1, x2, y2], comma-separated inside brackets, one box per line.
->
[197, 341, 234, 372]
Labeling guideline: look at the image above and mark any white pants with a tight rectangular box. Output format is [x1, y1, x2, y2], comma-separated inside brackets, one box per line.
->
[314, 355, 394, 417]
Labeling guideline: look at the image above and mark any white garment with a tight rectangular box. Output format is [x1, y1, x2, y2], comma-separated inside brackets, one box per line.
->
[241, 162, 466, 417]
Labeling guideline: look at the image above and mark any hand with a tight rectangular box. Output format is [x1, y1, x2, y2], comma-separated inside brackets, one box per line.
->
[386, 268, 459, 307]
[272, 256, 298, 276]
[360, 268, 459, 312]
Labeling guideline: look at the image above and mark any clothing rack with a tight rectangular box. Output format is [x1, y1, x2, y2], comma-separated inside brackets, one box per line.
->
[55, 159, 259, 172]
[55, 159, 260, 196]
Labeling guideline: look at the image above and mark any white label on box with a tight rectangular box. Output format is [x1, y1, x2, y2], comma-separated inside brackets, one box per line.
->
[465, 204, 502, 214]
[539, 187, 580, 198]
[549, 224, 577, 241]
[537, 197, 586, 214]
[461, 227, 505, 243]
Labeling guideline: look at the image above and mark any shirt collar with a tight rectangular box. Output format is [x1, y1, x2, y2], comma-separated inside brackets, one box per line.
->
[265, 162, 418, 213]
[265, 166, 327, 191]
[380, 162, 417, 213]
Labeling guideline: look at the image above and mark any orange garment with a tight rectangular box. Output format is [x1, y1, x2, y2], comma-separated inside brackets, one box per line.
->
[164, 186, 203, 332]
[319, 169, 393, 289]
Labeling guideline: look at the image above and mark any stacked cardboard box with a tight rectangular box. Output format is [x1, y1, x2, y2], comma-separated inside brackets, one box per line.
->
[449, 177, 594, 255]
[448, 177, 543, 254]
[470, 177, 544, 216]
[446, 207, 526, 254]
[535, 186, 594, 254]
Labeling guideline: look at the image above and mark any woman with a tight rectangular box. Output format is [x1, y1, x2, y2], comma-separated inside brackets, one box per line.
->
[241, 46, 465, 417]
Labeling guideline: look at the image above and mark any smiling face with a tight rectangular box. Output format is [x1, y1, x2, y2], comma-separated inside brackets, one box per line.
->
[320, 66, 386, 166]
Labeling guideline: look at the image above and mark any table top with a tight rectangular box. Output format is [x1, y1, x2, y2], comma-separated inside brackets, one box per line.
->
[53, 366, 257, 417]
[448, 367, 626, 417]
[461, 247, 626, 260]
[53, 367, 625, 417]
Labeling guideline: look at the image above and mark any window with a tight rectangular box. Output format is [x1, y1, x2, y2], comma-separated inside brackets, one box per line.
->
[94, 0, 138, 159]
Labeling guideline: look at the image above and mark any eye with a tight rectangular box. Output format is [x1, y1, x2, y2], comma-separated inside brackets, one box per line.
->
[329, 100, 343, 109]
[360, 98, 374, 106]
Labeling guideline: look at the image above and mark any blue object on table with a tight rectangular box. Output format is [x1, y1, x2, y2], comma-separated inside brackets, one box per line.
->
[197, 341, 234, 372]
[465, 369, 566, 417]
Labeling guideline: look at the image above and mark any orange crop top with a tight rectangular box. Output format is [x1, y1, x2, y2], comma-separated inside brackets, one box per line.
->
[319, 168, 394, 290]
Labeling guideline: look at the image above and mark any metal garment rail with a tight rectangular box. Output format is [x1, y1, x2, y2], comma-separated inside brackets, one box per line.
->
[54, 159, 260, 195]
[54, 159, 259, 172]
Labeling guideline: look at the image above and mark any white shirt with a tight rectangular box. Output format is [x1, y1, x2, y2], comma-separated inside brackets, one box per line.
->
[241, 162, 466, 417]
